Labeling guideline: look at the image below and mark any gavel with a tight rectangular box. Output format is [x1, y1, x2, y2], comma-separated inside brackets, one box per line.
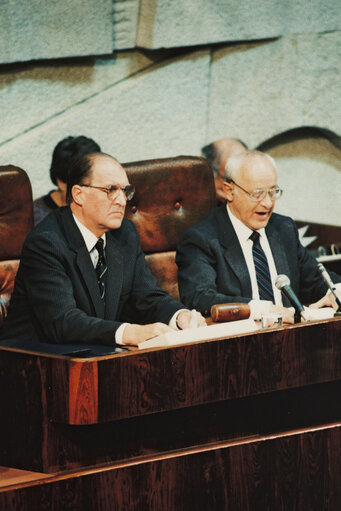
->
[210, 302, 250, 322]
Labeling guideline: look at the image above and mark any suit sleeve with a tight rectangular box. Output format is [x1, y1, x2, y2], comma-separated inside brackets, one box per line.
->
[290, 220, 341, 303]
[119, 224, 185, 324]
[176, 228, 250, 316]
[19, 232, 120, 345]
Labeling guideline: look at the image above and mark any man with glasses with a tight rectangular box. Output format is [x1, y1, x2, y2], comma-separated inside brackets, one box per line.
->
[176, 150, 340, 322]
[0, 153, 205, 347]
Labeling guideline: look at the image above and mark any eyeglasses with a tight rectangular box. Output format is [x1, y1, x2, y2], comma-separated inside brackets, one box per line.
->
[228, 179, 283, 202]
[80, 184, 135, 201]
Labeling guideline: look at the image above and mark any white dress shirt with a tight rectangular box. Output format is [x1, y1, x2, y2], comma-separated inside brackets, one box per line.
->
[73, 214, 183, 344]
[226, 205, 283, 319]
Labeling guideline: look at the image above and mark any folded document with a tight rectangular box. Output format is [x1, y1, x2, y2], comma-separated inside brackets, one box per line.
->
[302, 306, 335, 321]
[138, 318, 258, 350]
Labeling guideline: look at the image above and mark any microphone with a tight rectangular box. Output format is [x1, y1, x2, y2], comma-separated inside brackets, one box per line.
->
[317, 263, 341, 312]
[275, 274, 304, 323]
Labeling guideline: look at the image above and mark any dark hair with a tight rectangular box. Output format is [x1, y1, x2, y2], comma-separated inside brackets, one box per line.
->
[201, 143, 219, 176]
[50, 135, 101, 186]
[66, 153, 96, 204]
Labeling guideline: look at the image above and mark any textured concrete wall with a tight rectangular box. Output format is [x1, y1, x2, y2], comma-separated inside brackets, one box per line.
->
[0, 51, 161, 146]
[113, 0, 140, 49]
[0, 0, 340, 226]
[137, 0, 341, 48]
[270, 137, 341, 226]
[0, 0, 112, 64]
[0, 50, 210, 200]
[207, 32, 341, 148]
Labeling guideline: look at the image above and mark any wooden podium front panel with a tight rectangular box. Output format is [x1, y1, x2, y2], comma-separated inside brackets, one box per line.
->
[0, 319, 340, 473]
[49, 318, 341, 425]
[95, 319, 341, 423]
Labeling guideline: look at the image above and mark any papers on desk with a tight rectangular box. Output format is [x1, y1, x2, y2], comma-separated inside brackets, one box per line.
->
[302, 306, 335, 321]
[137, 318, 258, 350]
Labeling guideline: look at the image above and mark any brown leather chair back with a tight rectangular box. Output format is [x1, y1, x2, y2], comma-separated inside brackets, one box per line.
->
[0, 165, 33, 326]
[123, 156, 216, 299]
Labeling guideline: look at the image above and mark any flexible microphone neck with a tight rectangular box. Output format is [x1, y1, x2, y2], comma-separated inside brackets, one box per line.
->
[317, 263, 341, 312]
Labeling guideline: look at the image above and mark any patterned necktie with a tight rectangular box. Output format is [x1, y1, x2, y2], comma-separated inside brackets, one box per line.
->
[95, 238, 107, 301]
[250, 231, 275, 303]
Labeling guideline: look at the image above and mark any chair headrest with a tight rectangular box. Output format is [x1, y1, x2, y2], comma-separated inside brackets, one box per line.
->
[123, 156, 216, 253]
[0, 165, 33, 259]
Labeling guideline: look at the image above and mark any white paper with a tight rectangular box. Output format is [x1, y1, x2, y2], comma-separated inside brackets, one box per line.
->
[302, 306, 335, 321]
[138, 319, 259, 349]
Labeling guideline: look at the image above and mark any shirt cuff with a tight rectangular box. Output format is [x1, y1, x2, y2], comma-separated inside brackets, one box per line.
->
[115, 323, 129, 345]
[169, 309, 188, 330]
[248, 299, 272, 320]
[116, 310, 187, 344]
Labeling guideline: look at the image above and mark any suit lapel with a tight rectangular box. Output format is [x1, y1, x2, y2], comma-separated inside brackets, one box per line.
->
[216, 207, 253, 297]
[103, 232, 123, 320]
[76, 247, 105, 317]
[266, 220, 291, 277]
[60, 208, 105, 318]
[266, 219, 292, 307]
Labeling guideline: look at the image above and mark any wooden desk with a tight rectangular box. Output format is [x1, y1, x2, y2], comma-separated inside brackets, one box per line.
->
[0, 318, 340, 509]
[0, 318, 340, 474]
[0, 423, 340, 510]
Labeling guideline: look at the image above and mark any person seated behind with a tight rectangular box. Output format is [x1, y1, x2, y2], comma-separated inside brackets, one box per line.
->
[201, 138, 247, 204]
[0, 153, 205, 347]
[33, 135, 101, 225]
[176, 150, 341, 323]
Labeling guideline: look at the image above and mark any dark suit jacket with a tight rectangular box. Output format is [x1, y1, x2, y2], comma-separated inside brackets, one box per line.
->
[176, 205, 341, 316]
[0, 207, 184, 345]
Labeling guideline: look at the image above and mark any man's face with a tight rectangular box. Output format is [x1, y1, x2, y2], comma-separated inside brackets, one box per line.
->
[224, 156, 278, 231]
[76, 155, 130, 236]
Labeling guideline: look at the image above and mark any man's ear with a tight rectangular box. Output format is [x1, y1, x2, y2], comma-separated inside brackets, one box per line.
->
[222, 180, 234, 202]
[71, 185, 85, 206]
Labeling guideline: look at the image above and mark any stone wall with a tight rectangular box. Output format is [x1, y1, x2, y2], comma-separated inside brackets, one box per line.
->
[0, 0, 340, 225]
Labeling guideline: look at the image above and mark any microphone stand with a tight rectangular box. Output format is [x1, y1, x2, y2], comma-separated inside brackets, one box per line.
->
[317, 263, 341, 313]
[294, 310, 302, 324]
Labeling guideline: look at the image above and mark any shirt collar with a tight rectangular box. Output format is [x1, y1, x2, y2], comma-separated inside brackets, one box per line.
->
[226, 203, 266, 241]
[72, 213, 106, 252]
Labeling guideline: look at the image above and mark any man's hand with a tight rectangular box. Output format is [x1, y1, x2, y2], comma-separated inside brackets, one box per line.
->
[269, 304, 295, 324]
[122, 323, 173, 346]
[309, 291, 339, 310]
[176, 309, 207, 330]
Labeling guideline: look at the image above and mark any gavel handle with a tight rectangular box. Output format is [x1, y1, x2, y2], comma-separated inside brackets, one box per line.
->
[210, 303, 250, 322]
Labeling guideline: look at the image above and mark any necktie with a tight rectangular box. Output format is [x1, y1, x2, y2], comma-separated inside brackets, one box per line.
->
[250, 231, 275, 303]
[95, 238, 107, 301]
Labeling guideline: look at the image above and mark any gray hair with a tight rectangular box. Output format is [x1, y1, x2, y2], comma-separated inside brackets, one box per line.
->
[224, 150, 276, 181]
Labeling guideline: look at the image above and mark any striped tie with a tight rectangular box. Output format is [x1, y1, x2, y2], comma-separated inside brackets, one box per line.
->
[250, 231, 275, 303]
[95, 238, 107, 301]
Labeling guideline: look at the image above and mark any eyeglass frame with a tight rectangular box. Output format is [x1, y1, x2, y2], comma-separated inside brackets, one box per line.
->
[79, 183, 135, 201]
[226, 178, 283, 202]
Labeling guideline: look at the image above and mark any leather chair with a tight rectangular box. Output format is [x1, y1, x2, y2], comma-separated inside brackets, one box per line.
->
[0, 165, 33, 326]
[123, 156, 216, 299]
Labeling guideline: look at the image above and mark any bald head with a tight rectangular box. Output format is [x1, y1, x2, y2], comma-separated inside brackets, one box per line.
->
[224, 150, 277, 183]
[202, 138, 247, 178]
[201, 138, 248, 203]
[214, 138, 247, 174]
[223, 150, 279, 231]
